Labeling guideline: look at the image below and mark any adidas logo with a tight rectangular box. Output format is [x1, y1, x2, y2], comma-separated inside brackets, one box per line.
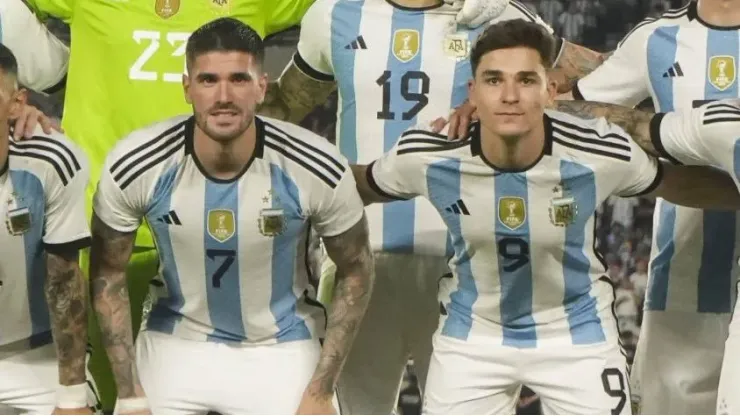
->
[662, 62, 684, 78]
[157, 210, 182, 225]
[445, 199, 470, 215]
[344, 35, 367, 50]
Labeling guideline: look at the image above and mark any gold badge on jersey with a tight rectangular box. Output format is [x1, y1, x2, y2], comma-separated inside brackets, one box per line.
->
[443, 33, 470, 59]
[207, 209, 235, 243]
[5, 193, 30, 236]
[393, 29, 420, 63]
[498, 197, 526, 231]
[709, 55, 736, 91]
[155, 0, 180, 19]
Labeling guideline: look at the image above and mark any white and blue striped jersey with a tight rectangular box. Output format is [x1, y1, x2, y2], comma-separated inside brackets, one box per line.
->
[0, 127, 90, 350]
[294, 0, 552, 256]
[574, 1, 740, 314]
[368, 111, 661, 346]
[93, 115, 364, 345]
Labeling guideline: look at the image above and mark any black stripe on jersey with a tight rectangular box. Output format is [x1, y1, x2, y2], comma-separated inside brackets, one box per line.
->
[365, 160, 408, 201]
[400, 129, 449, 141]
[263, 139, 340, 189]
[622, 160, 664, 197]
[706, 102, 740, 113]
[9, 137, 82, 182]
[648, 113, 683, 165]
[509, 0, 538, 22]
[551, 118, 630, 144]
[113, 131, 186, 189]
[599, 275, 631, 364]
[8, 148, 74, 185]
[10, 141, 76, 179]
[109, 120, 186, 175]
[293, 51, 335, 82]
[263, 122, 346, 175]
[551, 126, 631, 155]
[397, 139, 471, 156]
[119, 140, 186, 190]
[551, 137, 631, 162]
[703, 103, 740, 124]
[19, 136, 81, 170]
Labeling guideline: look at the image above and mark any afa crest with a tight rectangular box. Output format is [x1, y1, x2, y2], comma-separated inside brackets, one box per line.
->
[393, 29, 420, 63]
[207, 209, 235, 243]
[498, 197, 526, 231]
[549, 196, 577, 227]
[258, 208, 285, 237]
[709, 55, 736, 91]
[154, 0, 180, 19]
[211, 0, 230, 14]
[443, 33, 470, 59]
[5, 193, 30, 236]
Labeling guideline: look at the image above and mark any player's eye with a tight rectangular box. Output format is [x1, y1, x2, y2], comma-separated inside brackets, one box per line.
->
[231, 73, 251, 83]
[521, 78, 536, 85]
[486, 77, 501, 85]
[198, 74, 218, 84]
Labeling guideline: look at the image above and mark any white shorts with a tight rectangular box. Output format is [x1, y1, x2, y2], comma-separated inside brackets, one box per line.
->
[423, 331, 630, 415]
[0, 343, 99, 415]
[631, 310, 728, 414]
[336, 252, 448, 414]
[135, 330, 321, 414]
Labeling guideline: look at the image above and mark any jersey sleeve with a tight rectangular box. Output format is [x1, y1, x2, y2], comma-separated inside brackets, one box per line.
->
[367, 139, 428, 201]
[43, 142, 90, 249]
[294, 0, 334, 81]
[23, 0, 74, 22]
[649, 101, 737, 167]
[312, 169, 365, 238]
[1, 0, 69, 91]
[573, 20, 651, 107]
[266, 0, 314, 35]
[613, 125, 663, 197]
[92, 152, 147, 233]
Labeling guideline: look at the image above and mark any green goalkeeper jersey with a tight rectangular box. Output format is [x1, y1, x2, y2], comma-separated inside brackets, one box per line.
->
[26, 0, 313, 247]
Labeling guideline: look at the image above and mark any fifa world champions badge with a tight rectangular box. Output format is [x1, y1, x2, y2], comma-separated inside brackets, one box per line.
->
[549, 183, 577, 227]
[258, 189, 285, 237]
[5, 192, 31, 236]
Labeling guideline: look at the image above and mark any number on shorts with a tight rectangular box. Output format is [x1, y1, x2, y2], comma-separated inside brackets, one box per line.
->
[601, 367, 627, 415]
[206, 248, 236, 288]
[497, 237, 530, 272]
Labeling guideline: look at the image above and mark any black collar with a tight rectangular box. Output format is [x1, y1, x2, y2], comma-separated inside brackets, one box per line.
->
[470, 114, 553, 173]
[384, 0, 443, 11]
[687, 1, 740, 31]
[184, 115, 265, 184]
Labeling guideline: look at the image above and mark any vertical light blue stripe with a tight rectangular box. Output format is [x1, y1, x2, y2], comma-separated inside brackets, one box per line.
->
[494, 173, 536, 348]
[269, 165, 311, 343]
[331, 0, 364, 164]
[382, 8, 425, 253]
[10, 170, 50, 347]
[559, 161, 605, 345]
[696, 29, 739, 313]
[203, 181, 245, 342]
[428, 159, 477, 340]
[450, 24, 486, 108]
[145, 166, 185, 335]
[645, 26, 679, 312]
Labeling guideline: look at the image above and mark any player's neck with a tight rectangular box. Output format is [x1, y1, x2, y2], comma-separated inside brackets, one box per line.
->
[193, 121, 257, 181]
[697, 0, 740, 27]
[478, 123, 546, 171]
[387, 0, 441, 9]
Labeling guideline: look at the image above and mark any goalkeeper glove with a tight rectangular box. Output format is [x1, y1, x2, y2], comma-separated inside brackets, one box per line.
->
[443, 0, 511, 28]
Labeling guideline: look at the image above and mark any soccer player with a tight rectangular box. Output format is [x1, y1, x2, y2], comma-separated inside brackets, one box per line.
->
[568, 1, 740, 412]
[258, 0, 605, 413]
[0, 0, 68, 93]
[90, 18, 373, 415]
[351, 19, 740, 415]
[0, 44, 96, 415]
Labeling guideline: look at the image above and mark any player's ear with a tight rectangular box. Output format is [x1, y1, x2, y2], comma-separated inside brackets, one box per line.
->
[7, 88, 28, 120]
[256, 72, 268, 105]
[183, 73, 193, 105]
[545, 76, 557, 106]
[468, 78, 478, 107]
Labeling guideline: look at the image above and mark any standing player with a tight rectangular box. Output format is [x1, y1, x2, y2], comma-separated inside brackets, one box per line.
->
[351, 19, 740, 414]
[0, 44, 96, 415]
[258, 0, 605, 412]
[90, 18, 373, 415]
[570, 1, 740, 412]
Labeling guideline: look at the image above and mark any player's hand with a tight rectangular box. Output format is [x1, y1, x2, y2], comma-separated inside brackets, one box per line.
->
[52, 407, 94, 415]
[295, 393, 337, 415]
[11, 104, 63, 140]
[442, 0, 510, 28]
[431, 100, 478, 141]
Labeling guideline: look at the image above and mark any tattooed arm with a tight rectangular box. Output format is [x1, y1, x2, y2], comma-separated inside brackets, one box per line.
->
[302, 215, 374, 402]
[550, 41, 611, 94]
[89, 213, 145, 401]
[553, 100, 658, 156]
[45, 249, 88, 386]
[257, 63, 337, 124]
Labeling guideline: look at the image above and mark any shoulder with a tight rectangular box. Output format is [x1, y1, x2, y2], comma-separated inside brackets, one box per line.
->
[618, 3, 692, 47]
[104, 115, 189, 190]
[9, 127, 87, 186]
[393, 124, 473, 158]
[546, 110, 633, 163]
[260, 116, 348, 189]
[303, 0, 340, 22]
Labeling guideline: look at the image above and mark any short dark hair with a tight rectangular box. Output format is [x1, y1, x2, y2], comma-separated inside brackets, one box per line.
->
[185, 17, 264, 69]
[470, 19, 557, 76]
[0, 44, 19, 78]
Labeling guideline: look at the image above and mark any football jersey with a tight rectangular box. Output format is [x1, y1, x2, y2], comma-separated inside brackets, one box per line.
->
[295, 0, 553, 256]
[368, 111, 661, 346]
[573, 1, 740, 314]
[0, 127, 90, 351]
[0, 0, 68, 92]
[25, 0, 315, 248]
[93, 115, 364, 345]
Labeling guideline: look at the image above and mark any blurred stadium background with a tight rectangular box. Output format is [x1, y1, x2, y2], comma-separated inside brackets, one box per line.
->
[31, 0, 687, 413]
